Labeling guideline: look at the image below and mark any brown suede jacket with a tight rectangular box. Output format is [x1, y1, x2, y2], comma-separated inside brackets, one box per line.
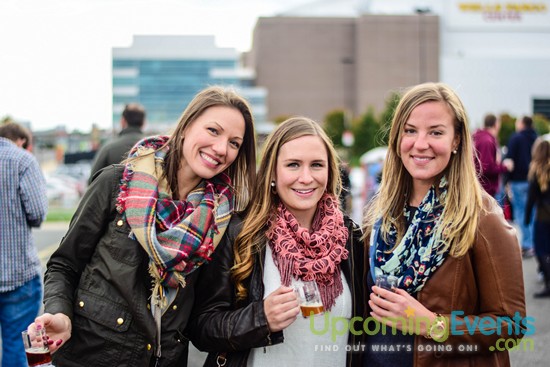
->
[412, 194, 527, 366]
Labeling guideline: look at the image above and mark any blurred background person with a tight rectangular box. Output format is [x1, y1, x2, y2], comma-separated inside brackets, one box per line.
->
[525, 139, 550, 298]
[88, 102, 146, 182]
[472, 113, 510, 198]
[0, 122, 48, 367]
[505, 115, 539, 257]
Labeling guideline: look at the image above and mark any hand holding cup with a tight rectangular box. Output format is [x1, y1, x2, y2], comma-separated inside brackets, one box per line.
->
[294, 280, 324, 318]
[21, 325, 53, 366]
[375, 274, 398, 294]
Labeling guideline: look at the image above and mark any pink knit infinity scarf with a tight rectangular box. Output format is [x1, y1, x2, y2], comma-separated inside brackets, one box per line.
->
[266, 194, 349, 310]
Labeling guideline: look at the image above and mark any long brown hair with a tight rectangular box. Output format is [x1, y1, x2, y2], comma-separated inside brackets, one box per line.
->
[528, 139, 550, 192]
[232, 117, 342, 300]
[157, 86, 256, 211]
[362, 82, 483, 257]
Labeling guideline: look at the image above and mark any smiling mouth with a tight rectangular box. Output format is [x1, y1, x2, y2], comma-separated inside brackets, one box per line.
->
[200, 152, 220, 166]
[412, 156, 432, 162]
[293, 188, 315, 194]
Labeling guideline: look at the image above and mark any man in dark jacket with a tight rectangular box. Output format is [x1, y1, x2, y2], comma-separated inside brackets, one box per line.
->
[506, 115, 538, 256]
[473, 113, 510, 197]
[88, 103, 146, 183]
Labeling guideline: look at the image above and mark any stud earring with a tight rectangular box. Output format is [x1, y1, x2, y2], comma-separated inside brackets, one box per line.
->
[271, 181, 275, 187]
[270, 181, 277, 194]
[452, 149, 458, 155]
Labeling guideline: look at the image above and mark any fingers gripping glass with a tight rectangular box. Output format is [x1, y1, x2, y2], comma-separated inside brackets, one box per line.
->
[294, 280, 324, 317]
[375, 274, 398, 292]
[21, 326, 53, 366]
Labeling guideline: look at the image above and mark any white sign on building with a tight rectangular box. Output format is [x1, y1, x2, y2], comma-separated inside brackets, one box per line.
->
[446, 0, 550, 30]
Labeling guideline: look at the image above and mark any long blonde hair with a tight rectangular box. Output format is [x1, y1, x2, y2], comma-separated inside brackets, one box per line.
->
[362, 82, 483, 257]
[528, 139, 550, 192]
[232, 117, 342, 300]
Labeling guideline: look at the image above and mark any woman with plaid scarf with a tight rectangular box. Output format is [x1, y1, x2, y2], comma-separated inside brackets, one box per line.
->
[28, 86, 257, 367]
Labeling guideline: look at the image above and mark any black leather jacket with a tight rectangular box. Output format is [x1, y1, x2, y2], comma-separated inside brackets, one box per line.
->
[188, 214, 367, 367]
[44, 165, 196, 367]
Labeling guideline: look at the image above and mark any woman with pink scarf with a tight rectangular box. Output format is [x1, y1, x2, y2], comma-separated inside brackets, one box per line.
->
[188, 117, 367, 367]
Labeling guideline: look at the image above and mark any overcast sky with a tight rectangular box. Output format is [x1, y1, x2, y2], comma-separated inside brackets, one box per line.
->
[0, 0, 310, 131]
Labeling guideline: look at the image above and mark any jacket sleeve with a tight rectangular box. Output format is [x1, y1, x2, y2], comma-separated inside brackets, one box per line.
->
[441, 200, 528, 351]
[43, 166, 119, 319]
[187, 217, 278, 353]
[477, 141, 507, 177]
[19, 155, 48, 227]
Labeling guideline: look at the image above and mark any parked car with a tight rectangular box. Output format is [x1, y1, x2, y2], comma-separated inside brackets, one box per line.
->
[45, 174, 81, 208]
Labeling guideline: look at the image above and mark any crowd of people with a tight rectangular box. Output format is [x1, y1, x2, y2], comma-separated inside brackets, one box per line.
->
[473, 112, 549, 299]
[1, 81, 546, 366]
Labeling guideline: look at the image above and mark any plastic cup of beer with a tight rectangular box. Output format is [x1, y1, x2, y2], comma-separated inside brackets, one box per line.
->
[21, 326, 53, 367]
[294, 280, 324, 318]
[375, 274, 398, 292]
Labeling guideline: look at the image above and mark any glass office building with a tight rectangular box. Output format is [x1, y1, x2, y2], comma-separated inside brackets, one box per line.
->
[112, 35, 267, 132]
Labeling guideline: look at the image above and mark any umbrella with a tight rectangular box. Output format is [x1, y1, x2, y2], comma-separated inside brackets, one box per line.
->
[360, 146, 388, 165]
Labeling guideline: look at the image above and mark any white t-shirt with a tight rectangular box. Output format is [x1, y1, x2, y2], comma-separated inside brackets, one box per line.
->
[248, 245, 352, 366]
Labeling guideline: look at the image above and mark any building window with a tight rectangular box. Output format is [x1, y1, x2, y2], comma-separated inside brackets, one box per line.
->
[534, 98, 550, 120]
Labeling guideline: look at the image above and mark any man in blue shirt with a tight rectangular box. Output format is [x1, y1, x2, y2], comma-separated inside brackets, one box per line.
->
[0, 122, 48, 367]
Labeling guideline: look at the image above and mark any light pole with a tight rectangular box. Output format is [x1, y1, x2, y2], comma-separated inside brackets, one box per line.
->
[415, 7, 431, 83]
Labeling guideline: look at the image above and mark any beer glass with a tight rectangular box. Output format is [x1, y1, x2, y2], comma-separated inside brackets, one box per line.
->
[294, 280, 324, 318]
[375, 274, 398, 291]
[21, 326, 53, 367]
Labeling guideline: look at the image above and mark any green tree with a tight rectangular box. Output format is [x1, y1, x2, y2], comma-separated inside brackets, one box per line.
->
[351, 107, 379, 160]
[378, 92, 401, 146]
[498, 113, 516, 147]
[323, 109, 346, 149]
[533, 113, 550, 136]
[1, 115, 15, 124]
[274, 115, 291, 125]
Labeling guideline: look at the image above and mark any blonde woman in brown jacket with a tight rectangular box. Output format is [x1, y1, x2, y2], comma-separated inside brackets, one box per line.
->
[362, 82, 527, 367]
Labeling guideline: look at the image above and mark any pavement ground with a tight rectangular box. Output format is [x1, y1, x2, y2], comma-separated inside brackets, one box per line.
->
[1, 221, 546, 366]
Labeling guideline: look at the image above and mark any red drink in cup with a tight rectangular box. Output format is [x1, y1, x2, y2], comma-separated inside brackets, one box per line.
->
[22, 327, 53, 366]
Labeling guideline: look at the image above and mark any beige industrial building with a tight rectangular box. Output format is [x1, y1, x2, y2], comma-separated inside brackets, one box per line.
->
[246, 13, 439, 123]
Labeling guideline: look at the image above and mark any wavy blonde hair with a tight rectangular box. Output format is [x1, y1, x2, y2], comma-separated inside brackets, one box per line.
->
[362, 82, 483, 257]
[232, 117, 342, 300]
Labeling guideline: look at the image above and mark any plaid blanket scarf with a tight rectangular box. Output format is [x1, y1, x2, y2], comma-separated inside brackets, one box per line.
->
[116, 136, 234, 295]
